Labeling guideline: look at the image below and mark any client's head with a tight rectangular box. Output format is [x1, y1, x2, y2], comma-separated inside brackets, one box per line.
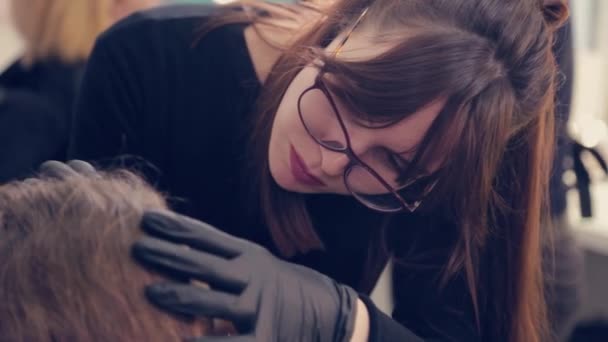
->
[0, 170, 208, 341]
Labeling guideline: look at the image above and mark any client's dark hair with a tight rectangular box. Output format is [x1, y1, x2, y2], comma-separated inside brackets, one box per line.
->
[0, 171, 209, 341]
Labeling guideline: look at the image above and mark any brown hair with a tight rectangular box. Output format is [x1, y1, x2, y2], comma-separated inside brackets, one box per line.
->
[202, 1, 568, 341]
[0, 171, 209, 341]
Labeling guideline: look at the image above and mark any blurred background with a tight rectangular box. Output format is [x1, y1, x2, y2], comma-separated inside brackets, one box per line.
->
[1, 0, 608, 339]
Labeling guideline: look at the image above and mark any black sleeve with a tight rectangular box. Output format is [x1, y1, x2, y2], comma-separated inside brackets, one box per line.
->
[392, 266, 479, 341]
[359, 295, 425, 342]
[359, 268, 479, 342]
[361, 214, 480, 342]
[68, 5, 220, 166]
[67, 20, 145, 164]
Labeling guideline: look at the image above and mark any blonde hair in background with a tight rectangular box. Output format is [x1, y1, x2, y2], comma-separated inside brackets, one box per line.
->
[10, 0, 113, 65]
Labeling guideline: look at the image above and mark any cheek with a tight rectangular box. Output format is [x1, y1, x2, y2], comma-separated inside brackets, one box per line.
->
[268, 69, 315, 165]
[267, 88, 302, 188]
[270, 66, 319, 143]
[270, 94, 298, 154]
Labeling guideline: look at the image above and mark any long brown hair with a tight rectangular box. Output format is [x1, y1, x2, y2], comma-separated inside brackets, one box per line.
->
[0, 171, 210, 341]
[202, 1, 568, 341]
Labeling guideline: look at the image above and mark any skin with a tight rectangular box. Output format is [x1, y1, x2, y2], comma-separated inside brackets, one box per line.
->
[244, 17, 446, 342]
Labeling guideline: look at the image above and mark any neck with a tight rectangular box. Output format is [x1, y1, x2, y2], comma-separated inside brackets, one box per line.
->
[243, 24, 288, 84]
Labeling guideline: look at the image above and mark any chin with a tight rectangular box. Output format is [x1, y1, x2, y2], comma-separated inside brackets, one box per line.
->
[269, 163, 319, 194]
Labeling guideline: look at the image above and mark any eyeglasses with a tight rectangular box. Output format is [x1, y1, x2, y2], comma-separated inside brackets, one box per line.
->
[297, 7, 438, 213]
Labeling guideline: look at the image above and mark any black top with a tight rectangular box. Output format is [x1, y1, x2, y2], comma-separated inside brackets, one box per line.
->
[0, 59, 83, 113]
[0, 59, 83, 182]
[69, 5, 478, 341]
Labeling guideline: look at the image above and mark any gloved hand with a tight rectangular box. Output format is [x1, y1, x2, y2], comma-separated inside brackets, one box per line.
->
[39, 160, 99, 179]
[132, 210, 360, 342]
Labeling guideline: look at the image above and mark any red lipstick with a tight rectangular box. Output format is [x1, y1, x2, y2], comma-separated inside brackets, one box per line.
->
[290, 146, 326, 187]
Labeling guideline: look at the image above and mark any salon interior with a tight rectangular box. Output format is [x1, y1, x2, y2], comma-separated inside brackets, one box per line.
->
[1, 0, 608, 341]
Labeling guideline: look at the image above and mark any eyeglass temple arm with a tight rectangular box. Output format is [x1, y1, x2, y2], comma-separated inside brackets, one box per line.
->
[333, 7, 369, 57]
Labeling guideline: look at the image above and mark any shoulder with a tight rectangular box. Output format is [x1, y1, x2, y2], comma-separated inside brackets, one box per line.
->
[105, 4, 220, 34]
[96, 4, 219, 55]
[91, 4, 251, 78]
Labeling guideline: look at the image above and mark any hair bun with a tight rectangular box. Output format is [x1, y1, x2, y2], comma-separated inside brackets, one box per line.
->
[542, 0, 569, 30]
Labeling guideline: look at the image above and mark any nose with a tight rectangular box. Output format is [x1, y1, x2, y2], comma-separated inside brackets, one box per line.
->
[320, 149, 351, 177]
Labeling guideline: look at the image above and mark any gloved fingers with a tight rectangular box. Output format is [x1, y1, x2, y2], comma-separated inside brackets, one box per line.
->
[22, 178, 39, 185]
[66, 160, 98, 176]
[145, 282, 254, 323]
[185, 335, 255, 342]
[39, 160, 98, 179]
[133, 236, 248, 292]
[142, 210, 249, 258]
[39, 160, 79, 179]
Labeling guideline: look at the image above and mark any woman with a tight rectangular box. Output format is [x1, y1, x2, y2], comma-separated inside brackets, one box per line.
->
[0, 163, 229, 340]
[0, 0, 159, 182]
[69, 0, 568, 341]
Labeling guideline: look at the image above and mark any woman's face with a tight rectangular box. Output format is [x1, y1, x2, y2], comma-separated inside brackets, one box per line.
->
[268, 31, 446, 196]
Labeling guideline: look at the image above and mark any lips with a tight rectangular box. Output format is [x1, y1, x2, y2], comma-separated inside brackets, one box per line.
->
[290, 146, 326, 187]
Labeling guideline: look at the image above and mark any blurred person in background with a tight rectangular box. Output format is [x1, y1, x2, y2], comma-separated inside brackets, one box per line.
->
[0, 0, 160, 183]
[544, 16, 587, 341]
[0, 162, 226, 341]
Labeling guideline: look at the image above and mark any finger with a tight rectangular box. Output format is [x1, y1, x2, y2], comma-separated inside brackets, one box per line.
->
[39, 160, 78, 179]
[23, 177, 40, 185]
[132, 236, 247, 292]
[142, 210, 248, 258]
[66, 160, 98, 176]
[185, 336, 255, 342]
[145, 282, 254, 323]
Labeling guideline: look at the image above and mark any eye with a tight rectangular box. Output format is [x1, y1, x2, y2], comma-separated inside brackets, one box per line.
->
[386, 150, 410, 173]
[383, 150, 431, 186]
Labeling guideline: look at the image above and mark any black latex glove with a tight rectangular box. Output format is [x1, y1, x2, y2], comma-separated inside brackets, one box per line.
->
[132, 210, 360, 342]
[39, 160, 98, 179]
